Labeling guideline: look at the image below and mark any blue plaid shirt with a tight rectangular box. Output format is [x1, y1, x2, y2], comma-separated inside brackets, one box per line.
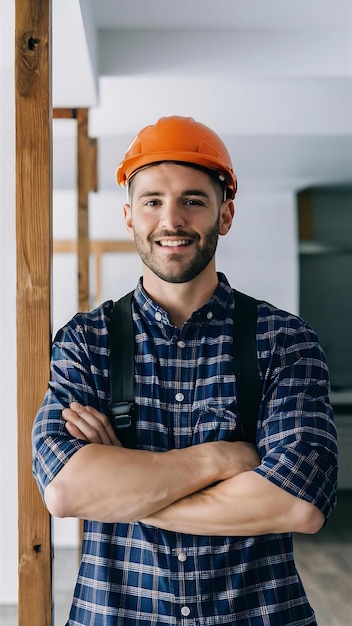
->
[32, 274, 338, 625]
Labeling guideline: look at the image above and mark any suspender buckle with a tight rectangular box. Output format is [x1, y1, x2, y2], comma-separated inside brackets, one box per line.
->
[110, 401, 134, 431]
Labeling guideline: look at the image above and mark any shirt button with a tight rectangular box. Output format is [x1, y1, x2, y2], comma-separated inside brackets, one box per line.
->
[207, 311, 213, 320]
[178, 552, 187, 562]
[181, 606, 191, 617]
[175, 392, 184, 402]
[155, 311, 162, 322]
[177, 340, 185, 349]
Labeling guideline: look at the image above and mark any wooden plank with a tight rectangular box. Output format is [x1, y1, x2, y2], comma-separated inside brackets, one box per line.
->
[297, 189, 315, 240]
[53, 239, 136, 254]
[77, 108, 90, 311]
[53, 239, 137, 307]
[91, 240, 136, 254]
[89, 137, 98, 192]
[53, 107, 77, 119]
[53, 240, 77, 253]
[15, 0, 53, 625]
[95, 249, 103, 306]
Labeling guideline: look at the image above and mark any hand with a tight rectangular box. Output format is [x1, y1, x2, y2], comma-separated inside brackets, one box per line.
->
[62, 402, 122, 446]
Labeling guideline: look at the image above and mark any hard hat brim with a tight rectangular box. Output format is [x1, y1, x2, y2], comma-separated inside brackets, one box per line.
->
[116, 152, 236, 198]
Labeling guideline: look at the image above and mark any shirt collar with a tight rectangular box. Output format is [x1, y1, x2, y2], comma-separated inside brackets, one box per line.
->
[133, 273, 233, 328]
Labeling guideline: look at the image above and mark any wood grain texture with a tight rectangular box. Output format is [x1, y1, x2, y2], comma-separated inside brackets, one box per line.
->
[53, 239, 136, 305]
[77, 108, 90, 312]
[15, 0, 53, 624]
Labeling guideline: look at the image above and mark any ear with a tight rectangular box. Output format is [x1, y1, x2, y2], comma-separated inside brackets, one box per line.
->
[123, 203, 135, 240]
[219, 199, 235, 236]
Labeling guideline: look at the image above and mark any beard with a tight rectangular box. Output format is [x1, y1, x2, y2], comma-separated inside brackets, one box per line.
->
[133, 217, 220, 284]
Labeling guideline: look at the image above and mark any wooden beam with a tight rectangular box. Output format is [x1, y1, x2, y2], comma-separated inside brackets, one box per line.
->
[90, 240, 136, 254]
[77, 108, 91, 311]
[53, 239, 137, 307]
[89, 137, 98, 192]
[53, 239, 137, 254]
[15, 0, 53, 625]
[53, 107, 77, 119]
[297, 190, 315, 240]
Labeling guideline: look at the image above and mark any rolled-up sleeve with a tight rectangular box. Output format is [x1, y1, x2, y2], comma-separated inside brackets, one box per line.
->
[32, 305, 112, 498]
[254, 308, 338, 522]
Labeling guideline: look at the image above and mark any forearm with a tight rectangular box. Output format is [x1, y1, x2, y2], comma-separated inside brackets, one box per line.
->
[142, 470, 325, 536]
[44, 441, 234, 523]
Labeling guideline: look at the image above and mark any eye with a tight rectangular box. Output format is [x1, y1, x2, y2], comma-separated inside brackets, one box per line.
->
[145, 199, 160, 207]
[184, 198, 205, 207]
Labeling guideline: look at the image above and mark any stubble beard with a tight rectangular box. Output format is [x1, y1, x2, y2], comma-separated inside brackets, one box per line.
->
[133, 218, 220, 284]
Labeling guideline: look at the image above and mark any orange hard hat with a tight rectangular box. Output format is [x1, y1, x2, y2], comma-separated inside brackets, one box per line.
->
[116, 116, 237, 198]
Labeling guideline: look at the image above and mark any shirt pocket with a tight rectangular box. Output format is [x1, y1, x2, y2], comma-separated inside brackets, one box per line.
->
[192, 401, 244, 445]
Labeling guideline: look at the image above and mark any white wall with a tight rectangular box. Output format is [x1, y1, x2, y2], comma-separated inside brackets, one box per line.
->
[0, 0, 17, 605]
[217, 189, 298, 313]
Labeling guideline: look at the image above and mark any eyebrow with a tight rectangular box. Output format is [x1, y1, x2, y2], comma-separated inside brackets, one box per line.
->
[137, 189, 211, 200]
[182, 189, 211, 198]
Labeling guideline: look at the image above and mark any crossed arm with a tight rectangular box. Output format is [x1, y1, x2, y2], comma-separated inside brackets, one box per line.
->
[44, 402, 324, 536]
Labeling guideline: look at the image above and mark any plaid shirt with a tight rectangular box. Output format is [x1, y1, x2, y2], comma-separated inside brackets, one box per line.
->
[32, 274, 337, 625]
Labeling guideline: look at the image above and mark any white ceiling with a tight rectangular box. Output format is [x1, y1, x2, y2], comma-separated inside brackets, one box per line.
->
[89, 0, 351, 31]
[52, 0, 352, 193]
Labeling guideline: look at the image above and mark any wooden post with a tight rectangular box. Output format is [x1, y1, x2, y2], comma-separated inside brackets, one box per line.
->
[53, 108, 98, 312]
[15, 1, 53, 625]
[77, 108, 91, 311]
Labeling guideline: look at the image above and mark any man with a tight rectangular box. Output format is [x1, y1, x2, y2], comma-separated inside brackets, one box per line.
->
[32, 116, 338, 625]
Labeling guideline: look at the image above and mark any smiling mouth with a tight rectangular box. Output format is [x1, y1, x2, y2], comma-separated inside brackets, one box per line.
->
[157, 239, 192, 247]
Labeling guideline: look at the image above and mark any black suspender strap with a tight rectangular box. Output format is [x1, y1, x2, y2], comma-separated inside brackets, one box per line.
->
[231, 289, 262, 445]
[109, 290, 135, 447]
[109, 289, 261, 447]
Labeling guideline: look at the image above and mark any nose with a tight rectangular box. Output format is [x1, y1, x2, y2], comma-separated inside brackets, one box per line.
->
[159, 199, 186, 230]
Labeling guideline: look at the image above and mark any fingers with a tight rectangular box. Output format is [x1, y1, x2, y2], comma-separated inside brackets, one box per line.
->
[64, 421, 88, 441]
[62, 402, 122, 447]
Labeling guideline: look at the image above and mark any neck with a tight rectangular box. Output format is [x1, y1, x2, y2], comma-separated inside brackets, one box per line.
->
[142, 267, 219, 329]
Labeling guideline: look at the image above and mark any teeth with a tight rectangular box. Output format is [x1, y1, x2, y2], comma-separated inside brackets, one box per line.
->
[159, 240, 189, 247]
